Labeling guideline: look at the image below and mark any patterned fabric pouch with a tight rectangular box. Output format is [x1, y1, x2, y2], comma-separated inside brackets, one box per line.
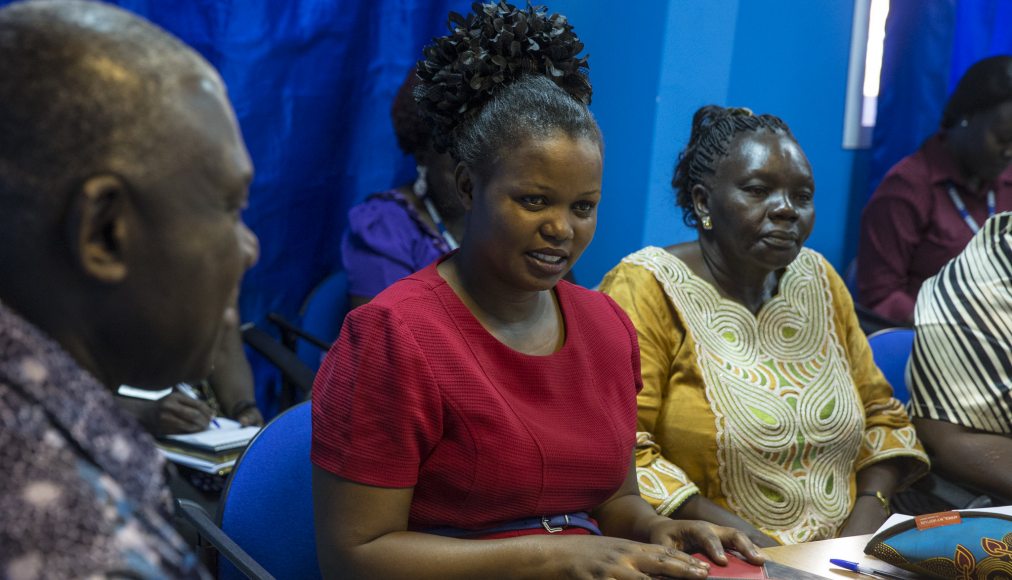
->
[864, 510, 1012, 579]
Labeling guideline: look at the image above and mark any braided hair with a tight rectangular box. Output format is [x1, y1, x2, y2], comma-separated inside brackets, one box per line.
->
[415, 2, 600, 174]
[672, 105, 794, 228]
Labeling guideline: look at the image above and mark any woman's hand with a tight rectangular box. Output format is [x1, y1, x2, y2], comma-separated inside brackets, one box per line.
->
[673, 494, 779, 548]
[542, 535, 712, 579]
[645, 518, 766, 567]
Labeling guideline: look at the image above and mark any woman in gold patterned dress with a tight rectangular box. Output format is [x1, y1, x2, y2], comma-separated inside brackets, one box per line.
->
[599, 106, 930, 546]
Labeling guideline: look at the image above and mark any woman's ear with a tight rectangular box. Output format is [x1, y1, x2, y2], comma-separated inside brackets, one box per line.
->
[65, 174, 130, 283]
[691, 183, 711, 222]
[455, 163, 474, 211]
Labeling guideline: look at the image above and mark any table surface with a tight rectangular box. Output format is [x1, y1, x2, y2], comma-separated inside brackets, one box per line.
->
[761, 534, 920, 579]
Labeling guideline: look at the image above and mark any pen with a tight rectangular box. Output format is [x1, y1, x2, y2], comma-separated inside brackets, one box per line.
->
[830, 559, 908, 580]
[175, 383, 200, 400]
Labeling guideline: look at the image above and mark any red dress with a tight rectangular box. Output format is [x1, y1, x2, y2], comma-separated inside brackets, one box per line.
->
[311, 260, 641, 533]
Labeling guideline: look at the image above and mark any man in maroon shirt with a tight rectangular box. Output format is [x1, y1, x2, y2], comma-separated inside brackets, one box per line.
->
[858, 55, 1012, 324]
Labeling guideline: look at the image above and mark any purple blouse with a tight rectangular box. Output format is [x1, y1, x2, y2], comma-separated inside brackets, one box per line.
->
[342, 190, 450, 298]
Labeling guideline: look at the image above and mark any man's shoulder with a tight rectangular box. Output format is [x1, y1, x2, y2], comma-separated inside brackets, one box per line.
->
[0, 380, 204, 577]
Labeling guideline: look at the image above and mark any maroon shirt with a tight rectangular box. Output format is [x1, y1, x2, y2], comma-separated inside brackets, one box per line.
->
[857, 133, 1012, 323]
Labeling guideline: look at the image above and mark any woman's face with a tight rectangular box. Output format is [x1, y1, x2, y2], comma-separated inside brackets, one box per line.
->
[694, 130, 815, 274]
[460, 132, 602, 292]
[948, 101, 1012, 182]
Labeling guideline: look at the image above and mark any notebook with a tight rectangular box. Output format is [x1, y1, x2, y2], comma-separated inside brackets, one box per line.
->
[162, 417, 259, 453]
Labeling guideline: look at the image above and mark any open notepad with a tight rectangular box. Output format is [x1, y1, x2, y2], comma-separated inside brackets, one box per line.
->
[158, 418, 260, 474]
[162, 417, 260, 453]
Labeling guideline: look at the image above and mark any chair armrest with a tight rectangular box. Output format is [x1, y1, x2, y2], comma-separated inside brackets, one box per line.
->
[240, 324, 315, 395]
[176, 499, 276, 580]
[266, 312, 332, 351]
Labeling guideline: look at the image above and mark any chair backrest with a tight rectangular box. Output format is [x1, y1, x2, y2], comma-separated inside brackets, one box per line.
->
[867, 327, 916, 404]
[296, 270, 349, 370]
[218, 401, 320, 580]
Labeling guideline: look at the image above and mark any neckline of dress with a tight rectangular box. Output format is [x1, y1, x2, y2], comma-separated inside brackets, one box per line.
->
[640, 245, 803, 322]
[426, 258, 574, 358]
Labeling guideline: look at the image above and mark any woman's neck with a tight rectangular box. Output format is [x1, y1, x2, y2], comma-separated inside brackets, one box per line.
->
[438, 248, 548, 325]
[697, 238, 779, 315]
[438, 249, 563, 355]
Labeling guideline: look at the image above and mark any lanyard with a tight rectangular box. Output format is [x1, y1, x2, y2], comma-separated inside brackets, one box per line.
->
[947, 183, 996, 235]
[422, 196, 459, 250]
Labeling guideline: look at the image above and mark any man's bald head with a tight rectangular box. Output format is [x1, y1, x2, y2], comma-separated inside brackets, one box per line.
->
[0, 0, 220, 244]
[0, 0, 257, 389]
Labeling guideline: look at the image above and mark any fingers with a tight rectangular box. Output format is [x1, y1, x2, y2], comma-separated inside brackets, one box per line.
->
[694, 527, 728, 565]
[720, 529, 766, 564]
[160, 393, 213, 432]
[634, 545, 710, 579]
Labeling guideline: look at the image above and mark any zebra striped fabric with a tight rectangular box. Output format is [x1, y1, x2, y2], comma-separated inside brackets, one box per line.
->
[908, 212, 1012, 434]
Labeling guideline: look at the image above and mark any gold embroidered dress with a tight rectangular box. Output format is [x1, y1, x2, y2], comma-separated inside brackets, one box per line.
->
[600, 246, 928, 544]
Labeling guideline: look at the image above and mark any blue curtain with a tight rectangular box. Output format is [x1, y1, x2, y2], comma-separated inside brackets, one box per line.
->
[1, 0, 470, 417]
[869, 0, 1012, 196]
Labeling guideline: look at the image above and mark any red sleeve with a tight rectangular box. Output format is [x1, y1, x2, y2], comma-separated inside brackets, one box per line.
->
[856, 171, 927, 323]
[311, 302, 443, 487]
[602, 292, 644, 397]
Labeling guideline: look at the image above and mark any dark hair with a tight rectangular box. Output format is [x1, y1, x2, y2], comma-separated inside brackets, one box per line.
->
[391, 71, 432, 156]
[941, 55, 1012, 129]
[415, 1, 599, 171]
[0, 0, 203, 240]
[672, 105, 794, 227]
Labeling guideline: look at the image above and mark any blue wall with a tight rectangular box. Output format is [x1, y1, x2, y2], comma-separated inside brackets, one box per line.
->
[559, 0, 862, 286]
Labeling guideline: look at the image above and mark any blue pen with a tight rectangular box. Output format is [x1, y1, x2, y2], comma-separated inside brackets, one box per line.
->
[830, 559, 908, 580]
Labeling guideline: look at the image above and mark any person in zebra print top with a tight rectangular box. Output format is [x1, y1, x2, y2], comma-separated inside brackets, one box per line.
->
[909, 211, 1012, 502]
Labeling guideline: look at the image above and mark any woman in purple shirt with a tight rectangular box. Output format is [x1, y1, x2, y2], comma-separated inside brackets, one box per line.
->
[342, 72, 466, 308]
[857, 56, 1012, 324]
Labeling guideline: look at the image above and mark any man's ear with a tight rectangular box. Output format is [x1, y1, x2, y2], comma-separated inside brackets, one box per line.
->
[455, 163, 474, 211]
[691, 183, 711, 222]
[66, 175, 130, 283]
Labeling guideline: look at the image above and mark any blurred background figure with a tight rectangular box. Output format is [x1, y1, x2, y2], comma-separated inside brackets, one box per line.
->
[342, 71, 465, 309]
[858, 55, 1012, 324]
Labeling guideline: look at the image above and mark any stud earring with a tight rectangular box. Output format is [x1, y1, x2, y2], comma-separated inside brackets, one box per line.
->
[701, 215, 713, 230]
[959, 118, 969, 128]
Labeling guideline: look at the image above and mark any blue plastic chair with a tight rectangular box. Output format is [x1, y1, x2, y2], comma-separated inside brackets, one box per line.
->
[867, 327, 916, 404]
[216, 401, 319, 580]
[294, 269, 349, 371]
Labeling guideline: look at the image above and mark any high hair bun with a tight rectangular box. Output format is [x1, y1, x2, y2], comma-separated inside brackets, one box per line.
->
[416, 1, 591, 152]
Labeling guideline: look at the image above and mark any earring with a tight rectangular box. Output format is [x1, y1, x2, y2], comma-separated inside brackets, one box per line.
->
[413, 165, 428, 198]
[701, 215, 713, 230]
[959, 119, 969, 128]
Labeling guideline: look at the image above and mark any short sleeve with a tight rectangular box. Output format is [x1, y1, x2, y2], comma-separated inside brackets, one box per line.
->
[342, 197, 430, 298]
[600, 261, 701, 514]
[824, 258, 930, 483]
[311, 302, 443, 487]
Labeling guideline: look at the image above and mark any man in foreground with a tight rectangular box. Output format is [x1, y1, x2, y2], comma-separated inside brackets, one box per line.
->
[0, 1, 257, 576]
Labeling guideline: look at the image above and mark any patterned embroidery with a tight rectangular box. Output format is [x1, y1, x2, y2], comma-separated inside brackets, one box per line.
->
[635, 431, 700, 516]
[625, 247, 865, 544]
